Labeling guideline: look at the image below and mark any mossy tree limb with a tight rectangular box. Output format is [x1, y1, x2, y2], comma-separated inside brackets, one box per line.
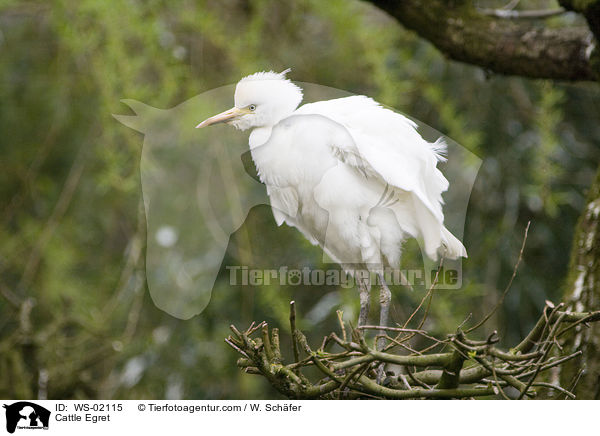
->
[367, 0, 598, 81]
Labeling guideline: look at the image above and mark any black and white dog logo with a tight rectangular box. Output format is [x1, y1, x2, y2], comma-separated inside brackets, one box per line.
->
[3, 402, 50, 433]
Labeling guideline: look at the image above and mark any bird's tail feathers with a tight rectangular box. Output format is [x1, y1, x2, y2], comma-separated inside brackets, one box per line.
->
[440, 227, 467, 259]
[429, 137, 448, 162]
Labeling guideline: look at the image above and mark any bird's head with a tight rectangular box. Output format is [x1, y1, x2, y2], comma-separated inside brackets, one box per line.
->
[196, 69, 303, 131]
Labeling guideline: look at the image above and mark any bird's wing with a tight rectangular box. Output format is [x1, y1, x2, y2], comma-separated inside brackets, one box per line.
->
[266, 185, 298, 226]
[266, 184, 322, 247]
[295, 95, 455, 258]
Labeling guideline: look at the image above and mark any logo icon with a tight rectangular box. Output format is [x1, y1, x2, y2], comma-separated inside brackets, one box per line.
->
[3, 402, 50, 434]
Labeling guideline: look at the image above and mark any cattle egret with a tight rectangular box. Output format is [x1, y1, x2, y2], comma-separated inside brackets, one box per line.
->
[196, 70, 467, 333]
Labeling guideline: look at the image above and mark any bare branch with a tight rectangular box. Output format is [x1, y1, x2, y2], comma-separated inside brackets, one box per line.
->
[225, 302, 600, 399]
[466, 221, 530, 333]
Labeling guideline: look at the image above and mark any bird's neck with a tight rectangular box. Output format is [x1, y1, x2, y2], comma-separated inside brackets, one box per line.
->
[248, 126, 273, 150]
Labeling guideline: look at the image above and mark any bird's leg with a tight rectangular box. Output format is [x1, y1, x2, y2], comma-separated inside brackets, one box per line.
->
[376, 273, 392, 383]
[377, 272, 392, 351]
[357, 278, 371, 327]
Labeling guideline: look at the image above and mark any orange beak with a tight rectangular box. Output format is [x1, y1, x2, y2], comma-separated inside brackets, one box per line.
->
[195, 107, 247, 128]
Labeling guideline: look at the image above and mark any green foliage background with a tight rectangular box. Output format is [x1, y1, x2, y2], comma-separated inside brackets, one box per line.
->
[1, 0, 599, 399]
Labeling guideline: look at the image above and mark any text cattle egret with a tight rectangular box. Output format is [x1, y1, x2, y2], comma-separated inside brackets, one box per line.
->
[196, 70, 467, 331]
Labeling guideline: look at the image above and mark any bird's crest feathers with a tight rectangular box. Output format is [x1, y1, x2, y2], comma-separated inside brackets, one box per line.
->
[239, 69, 292, 83]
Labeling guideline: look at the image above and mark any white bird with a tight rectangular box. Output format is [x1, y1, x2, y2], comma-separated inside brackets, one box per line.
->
[196, 69, 467, 333]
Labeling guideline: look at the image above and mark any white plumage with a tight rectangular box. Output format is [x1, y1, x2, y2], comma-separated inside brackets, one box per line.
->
[197, 70, 466, 327]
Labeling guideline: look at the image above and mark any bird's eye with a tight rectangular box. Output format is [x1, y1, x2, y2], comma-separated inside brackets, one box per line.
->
[249, 104, 256, 111]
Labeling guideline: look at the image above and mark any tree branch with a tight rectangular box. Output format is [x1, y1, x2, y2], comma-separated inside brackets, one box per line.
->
[226, 302, 600, 399]
[365, 0, 598, 81]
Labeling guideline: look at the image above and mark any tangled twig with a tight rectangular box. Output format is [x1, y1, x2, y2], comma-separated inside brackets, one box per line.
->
[225, 301, 600, 399]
